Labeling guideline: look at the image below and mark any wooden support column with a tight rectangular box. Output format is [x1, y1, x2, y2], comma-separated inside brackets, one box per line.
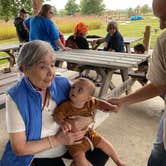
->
[143, 25, 151, 54]
[32, 0, 42, 15]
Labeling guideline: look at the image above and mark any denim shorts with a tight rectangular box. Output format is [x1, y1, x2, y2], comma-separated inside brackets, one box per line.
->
[148, 143, 166, 166]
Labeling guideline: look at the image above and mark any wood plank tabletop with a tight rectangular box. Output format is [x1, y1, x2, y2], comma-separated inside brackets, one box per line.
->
[0, 43, 19, 51]
[55, 49, 149, 69]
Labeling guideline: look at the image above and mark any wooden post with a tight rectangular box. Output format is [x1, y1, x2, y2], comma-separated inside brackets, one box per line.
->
[32, 0, 42, 15]
[143, 25, 151, 54]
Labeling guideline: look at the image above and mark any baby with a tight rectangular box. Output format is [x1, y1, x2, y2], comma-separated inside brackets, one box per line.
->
[53, 78, 126, 166]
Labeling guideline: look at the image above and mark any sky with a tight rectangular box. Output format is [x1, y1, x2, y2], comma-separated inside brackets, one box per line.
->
[45, 0, 153, 10]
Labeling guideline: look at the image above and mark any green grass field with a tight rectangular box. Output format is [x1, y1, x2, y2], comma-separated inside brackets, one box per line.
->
[0, 14, 164, 47]
[0, 14, 164, 65]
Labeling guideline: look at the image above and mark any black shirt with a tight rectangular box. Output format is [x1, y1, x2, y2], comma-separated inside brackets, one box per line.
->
[66, 35, 89, 49]
[104, 31, 124, 52]
[14, 17, 29, 42]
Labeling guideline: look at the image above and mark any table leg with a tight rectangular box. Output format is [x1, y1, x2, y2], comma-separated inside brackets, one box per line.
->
[98, 70, 114, 97]
[4, 51, 15, 67]
[120, 69, 131, 94]
[125, 43, 131, 53]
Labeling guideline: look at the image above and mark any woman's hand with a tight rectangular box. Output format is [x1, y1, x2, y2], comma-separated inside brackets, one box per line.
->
[55, 129, 86, 145]
[66, 115, 92, 131]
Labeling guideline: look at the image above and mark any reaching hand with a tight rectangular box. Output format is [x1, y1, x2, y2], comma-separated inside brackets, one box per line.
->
[107, 97, 122, 110]
[99, 100, 119, 113]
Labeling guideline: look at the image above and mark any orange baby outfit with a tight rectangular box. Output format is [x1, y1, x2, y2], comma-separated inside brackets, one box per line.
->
[54, 98, 102, 155]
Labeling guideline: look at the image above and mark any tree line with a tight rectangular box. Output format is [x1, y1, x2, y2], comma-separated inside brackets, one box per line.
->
[0, 0, 151, 21]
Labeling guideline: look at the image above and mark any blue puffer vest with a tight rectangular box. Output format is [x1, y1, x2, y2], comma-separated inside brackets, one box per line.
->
[0, 75, 70, 166]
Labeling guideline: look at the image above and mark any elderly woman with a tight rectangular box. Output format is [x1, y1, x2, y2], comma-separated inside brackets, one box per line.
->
[25, 4, 69, 51]
[93, 21, 124, 52]
[103, 21, 124, 52]
[0, 40, 109, 166]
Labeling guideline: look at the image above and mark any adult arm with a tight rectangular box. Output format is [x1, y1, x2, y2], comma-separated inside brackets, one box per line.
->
[108, 82, 166, 108]
[48, 19, 71, 51]
[10, 129, 85, 156]
[55, 39, 71, 51]
[95, 98, 118, 112]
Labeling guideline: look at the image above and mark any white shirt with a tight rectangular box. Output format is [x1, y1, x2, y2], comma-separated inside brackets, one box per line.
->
[6, 94, 66, 158]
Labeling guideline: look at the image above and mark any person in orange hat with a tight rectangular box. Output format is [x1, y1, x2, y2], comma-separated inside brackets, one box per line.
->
[66, 22, 89, 50]
[65, 22, 89, 70]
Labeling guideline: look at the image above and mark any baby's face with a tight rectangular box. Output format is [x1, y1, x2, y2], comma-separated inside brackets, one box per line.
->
[69, 81, 90, 104]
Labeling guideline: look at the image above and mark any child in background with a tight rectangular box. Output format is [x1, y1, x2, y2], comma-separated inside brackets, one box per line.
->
[133, 43, 148, 85]
[53, 78, 127, 166]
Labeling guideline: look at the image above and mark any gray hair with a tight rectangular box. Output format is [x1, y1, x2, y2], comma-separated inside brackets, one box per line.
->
[106, 21, 118, 32]
[17, 40, 55, 72]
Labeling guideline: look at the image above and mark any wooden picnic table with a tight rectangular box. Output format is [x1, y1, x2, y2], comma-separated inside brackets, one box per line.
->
[123, 37, 143, 53]
[0, 43, 20, 67]
[55, 49, 149, 97]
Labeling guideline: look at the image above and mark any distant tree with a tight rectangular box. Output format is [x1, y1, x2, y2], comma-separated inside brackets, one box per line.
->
[65, 0, 80, 15]
[52, 6, 57, 15]
[141, 4, 151, 15]
[127, 8, 134, 18]
[80, 0, 105, 15]
[58, 9, 67, 16]
[0, 0, 32, 21]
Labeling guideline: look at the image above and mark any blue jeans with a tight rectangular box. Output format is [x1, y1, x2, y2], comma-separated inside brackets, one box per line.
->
[148, 143, 166, 166]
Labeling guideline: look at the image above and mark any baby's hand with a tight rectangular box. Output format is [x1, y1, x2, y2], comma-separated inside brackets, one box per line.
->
[61, 121, 72, 133]
[100, 100, 119, 113]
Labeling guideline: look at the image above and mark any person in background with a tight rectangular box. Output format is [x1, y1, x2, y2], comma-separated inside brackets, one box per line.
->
[103, 21, 124, 52]
[28, 4, 70, 51]
[65, 22, 89, 70]
[133, 43, 148, 85]
[54, 78, 126, 166]
[14, 8, 29, 42]
[91, 21, 124, 85]
[0, 40, 110, 166]
[66, 22, 89, 49]
[108, 0, 166, 165]
[133, 43, 145, 54]
[92, 21, 124, 52]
